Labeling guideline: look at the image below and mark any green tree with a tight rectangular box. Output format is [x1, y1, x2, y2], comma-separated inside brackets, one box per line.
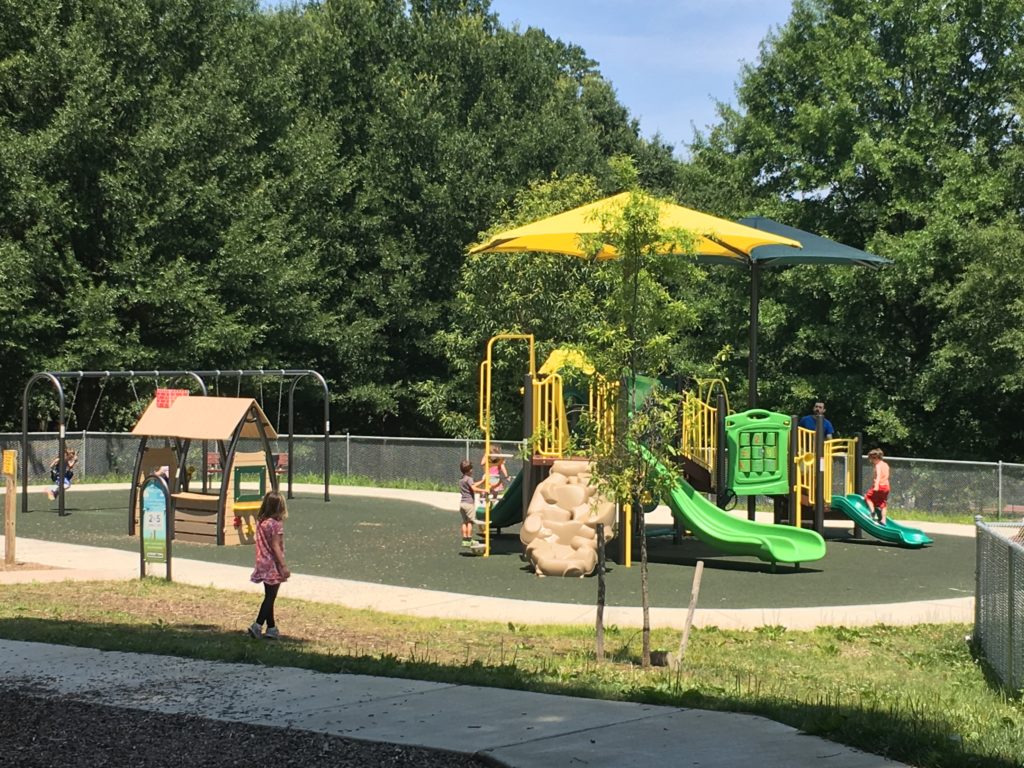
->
[680, 0, 1024, 460]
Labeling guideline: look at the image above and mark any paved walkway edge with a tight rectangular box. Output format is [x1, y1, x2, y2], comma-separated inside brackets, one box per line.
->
[0, 639, 907, 768]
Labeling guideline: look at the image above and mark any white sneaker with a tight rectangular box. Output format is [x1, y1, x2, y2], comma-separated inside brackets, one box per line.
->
[247, 622, 262, 639]
[264, 626, 280, 640]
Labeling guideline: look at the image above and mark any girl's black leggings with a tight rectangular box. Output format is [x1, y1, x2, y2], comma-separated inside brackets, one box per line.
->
[256, 583, 280, 628]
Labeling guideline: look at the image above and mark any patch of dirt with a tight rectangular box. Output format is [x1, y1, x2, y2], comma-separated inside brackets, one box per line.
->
[0, 689, 489, 768]
[0, 561, 58, 572]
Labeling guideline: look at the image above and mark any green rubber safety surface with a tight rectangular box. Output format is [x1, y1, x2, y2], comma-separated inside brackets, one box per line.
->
[18, 490, 973, 610]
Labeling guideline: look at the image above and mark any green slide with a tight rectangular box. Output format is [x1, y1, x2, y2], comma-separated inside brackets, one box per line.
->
[476, 469, 524, 530]
[830, 494, 933, 548]
[642, 446, 826, 565]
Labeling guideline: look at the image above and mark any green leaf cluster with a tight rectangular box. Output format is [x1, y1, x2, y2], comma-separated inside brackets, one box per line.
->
[0, 0, 666, 433]
[679, 0, 1024, 460]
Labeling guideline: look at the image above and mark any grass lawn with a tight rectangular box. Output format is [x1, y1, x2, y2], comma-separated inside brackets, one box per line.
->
[0, 580, 1020, 768]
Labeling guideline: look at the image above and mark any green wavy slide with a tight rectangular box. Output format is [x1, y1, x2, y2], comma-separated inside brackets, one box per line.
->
[642, 446, 827, 565]
[830, 494, 933, 548]
[476, 469, 524, 529]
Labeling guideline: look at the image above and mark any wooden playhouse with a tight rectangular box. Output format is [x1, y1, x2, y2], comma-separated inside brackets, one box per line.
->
[129, 394, 279, 545]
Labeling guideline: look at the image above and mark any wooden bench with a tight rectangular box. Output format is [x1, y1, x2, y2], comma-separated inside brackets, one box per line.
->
[206, 452, 223, 478]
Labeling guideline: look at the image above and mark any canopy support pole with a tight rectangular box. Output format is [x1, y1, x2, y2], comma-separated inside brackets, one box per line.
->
[748, 261, 760, 409]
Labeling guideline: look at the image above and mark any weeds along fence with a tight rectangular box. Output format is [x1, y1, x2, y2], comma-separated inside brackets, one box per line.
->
[0, 432, 525, 489]
[4, 432, 1024, 517]
[974, 519, 1024, 693]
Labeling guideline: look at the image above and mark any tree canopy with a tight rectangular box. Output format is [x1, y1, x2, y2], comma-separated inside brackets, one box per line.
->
[0, 0, 672, 433]
[678, 0, 1024, 460]
[3, 0, 1023, 461]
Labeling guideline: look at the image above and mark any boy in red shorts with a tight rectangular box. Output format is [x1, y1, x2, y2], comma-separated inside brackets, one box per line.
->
[865, 448, 890, 524]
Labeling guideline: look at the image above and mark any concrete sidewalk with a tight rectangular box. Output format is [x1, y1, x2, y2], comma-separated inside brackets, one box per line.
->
[0, 639, 905, 767]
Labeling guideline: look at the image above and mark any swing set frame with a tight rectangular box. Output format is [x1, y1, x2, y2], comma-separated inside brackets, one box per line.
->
[21, 368, 331, 516]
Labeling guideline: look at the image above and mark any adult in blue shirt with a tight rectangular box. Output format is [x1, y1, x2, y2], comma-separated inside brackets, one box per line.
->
[798, 401, 834, 439]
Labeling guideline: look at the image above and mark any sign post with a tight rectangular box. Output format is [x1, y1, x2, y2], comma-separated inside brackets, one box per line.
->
[139, 474, 172, 581]
[3, 450, 15, 566]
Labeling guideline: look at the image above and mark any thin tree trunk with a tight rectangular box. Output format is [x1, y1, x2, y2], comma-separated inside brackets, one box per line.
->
[640, 503, 650, 666]
[595, 522, 605, 661]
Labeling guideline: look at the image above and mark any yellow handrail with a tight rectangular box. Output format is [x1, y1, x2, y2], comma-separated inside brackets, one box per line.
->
[532, 372, 568, 457]
[478, 334, 535, 556]
[824, 438, 858, 504]
[680, 390, 717, 476]
[793, 426, 816, 528]
[697, 378, 731, 413]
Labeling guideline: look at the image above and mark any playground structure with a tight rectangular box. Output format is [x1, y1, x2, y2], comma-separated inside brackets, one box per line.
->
[478, 334, 931, 574]
[476, 335, 618, 571]
[679, 385, 931, 548]
[128, 392, 278, 546]
[21, 368, 331, 516]
[478, 336, 828, 572]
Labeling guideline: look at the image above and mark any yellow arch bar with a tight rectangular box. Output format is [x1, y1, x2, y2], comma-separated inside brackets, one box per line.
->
[478, 334, 535, 556]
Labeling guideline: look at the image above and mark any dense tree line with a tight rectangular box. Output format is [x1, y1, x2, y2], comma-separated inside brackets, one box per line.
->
[0, 0, 673, 433]
[675, 0, 1024, 461]
[3, 0, 1022, 461]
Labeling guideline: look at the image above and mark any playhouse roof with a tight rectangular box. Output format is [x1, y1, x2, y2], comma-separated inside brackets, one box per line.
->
[131, 397, 278, 441]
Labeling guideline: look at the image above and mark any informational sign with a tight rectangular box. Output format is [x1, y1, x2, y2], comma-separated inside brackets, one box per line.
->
[2, 450, 14, 477]
[139, 474, 172, 580]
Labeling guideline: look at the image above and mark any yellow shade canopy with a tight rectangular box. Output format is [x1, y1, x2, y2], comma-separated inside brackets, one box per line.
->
[470, 192, 802, 260]
[538, 348, 594, 376]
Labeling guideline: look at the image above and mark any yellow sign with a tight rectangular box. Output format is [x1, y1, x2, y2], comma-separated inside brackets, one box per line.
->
[2, 450, 14, 476]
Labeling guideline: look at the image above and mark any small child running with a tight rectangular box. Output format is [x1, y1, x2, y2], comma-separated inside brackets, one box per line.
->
[865, 448, 891, 524]
[249, 491, 290, 639]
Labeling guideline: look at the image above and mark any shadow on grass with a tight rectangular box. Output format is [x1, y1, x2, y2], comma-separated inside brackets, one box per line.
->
[1, 616, 1017, 768]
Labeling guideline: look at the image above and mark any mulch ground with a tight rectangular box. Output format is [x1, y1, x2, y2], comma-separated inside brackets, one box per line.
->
[0, 689, 488, 768]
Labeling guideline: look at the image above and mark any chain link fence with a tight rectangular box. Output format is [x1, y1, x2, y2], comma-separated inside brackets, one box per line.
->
[2, 432, 1022, 516]
[0, 432, 525, 490]
[974, 519, 1024, 693]
[823, 455, 1024, 520]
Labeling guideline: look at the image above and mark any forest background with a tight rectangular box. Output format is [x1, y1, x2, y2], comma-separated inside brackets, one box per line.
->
[2, 0, 1022, 462]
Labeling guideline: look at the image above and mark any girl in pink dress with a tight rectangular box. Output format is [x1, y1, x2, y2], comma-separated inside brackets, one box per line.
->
[248, 491, 290, 639]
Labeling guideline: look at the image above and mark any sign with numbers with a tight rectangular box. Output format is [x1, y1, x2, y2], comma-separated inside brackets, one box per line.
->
[139, 475, 172, 580]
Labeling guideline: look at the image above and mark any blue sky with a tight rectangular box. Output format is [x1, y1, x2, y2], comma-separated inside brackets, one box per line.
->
[488, 0, 795, 155]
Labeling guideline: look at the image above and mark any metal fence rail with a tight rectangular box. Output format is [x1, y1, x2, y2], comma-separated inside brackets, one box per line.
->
[1, 432, 1022, 516]
[974, 518, 1024, 693]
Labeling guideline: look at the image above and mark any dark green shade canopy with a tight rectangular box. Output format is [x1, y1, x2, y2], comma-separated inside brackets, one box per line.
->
[738, 217, 891, 268]
[732, 217, 890, 410]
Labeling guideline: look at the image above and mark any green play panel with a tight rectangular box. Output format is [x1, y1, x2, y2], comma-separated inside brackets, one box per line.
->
[17, 490, 973, 610]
